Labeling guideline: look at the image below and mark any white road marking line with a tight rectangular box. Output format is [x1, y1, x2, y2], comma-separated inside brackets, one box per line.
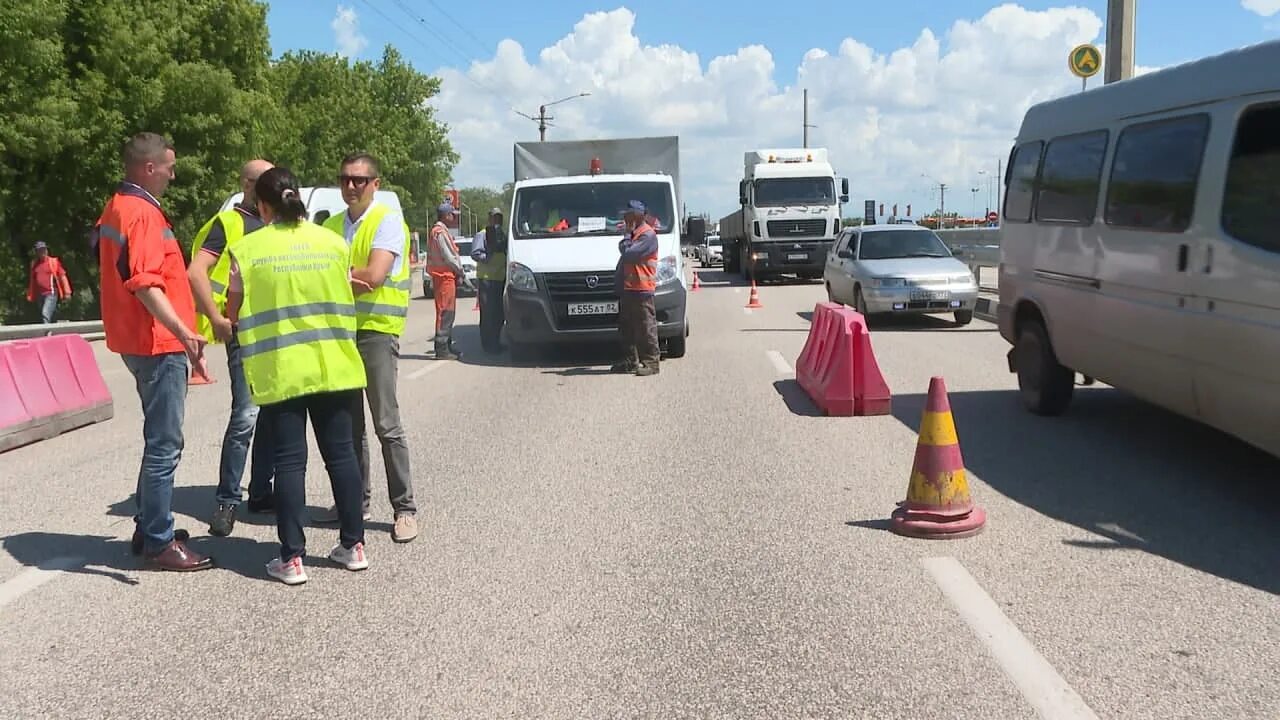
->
[921, 557, 1100, 720]
[407, 363, 445, 380]
[743, 307, 754, 315]
[766, 350, 792, 375]
[0, 557, 85, 610]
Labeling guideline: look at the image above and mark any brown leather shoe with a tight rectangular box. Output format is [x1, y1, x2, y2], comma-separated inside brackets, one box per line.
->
[144, 540, 214, 572]
[130, 528, 189, 556]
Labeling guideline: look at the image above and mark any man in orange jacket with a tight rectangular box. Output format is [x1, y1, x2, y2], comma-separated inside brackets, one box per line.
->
[27, 241, 72, 324]
[96, 131, 213, 573]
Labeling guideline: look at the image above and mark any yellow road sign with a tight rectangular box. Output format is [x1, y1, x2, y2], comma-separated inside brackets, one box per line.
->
[1069, 44, 1102, 78]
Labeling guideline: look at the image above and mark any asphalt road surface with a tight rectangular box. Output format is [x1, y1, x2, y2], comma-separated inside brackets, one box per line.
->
[1, 269, 1277, 719]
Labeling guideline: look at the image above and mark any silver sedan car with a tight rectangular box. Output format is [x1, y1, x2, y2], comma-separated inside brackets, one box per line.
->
[823, 225, 978, 325]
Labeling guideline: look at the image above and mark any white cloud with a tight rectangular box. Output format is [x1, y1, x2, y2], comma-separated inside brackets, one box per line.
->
[331, 5, 367, 58]
[1242, 0, 1280, 17]
[431, 5, 1111, 220]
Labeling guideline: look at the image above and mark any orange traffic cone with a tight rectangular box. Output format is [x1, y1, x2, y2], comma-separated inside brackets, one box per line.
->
[188, 355, 215, 385]
[745, 280, 763, 309]
[890, 376, 985, 539]
[691, 273, 701, 292]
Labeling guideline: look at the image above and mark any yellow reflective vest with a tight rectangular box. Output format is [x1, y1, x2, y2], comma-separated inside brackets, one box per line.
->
[191, 209, 246, 343]
[323, 203, 412, 336]
[229, 221, 367, 406]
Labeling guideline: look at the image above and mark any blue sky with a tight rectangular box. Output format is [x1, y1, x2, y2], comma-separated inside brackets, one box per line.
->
[261, 1, 1280, 218]
[267, 1, 1277, 74]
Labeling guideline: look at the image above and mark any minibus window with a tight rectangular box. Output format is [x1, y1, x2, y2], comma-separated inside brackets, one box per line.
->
[1222, 104, 1280, 253]
[1035, 130, 1108, 225]
[1004, 141, 1043, 223]
[1105, 114, 1210, 233]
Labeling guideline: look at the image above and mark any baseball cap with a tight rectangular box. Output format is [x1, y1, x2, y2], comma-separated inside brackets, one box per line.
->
[624, 200, 646, 214]
[33, 241, 48, 250]
[489, 207, 503, 216]
[437, 203, 455, 214]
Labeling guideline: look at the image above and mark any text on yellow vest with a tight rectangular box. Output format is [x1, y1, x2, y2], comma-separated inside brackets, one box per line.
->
[229, 221, 367, 406]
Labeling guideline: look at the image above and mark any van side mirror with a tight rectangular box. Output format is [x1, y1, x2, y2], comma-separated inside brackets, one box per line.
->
[837, 248, 853, 259]
[738, 179, 748, 205]
[841, 177, 850, 195]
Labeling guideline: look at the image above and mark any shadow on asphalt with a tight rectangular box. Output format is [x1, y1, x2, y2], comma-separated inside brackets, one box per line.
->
[795, 309, 995, 333]
[773, 380, 823, 417]
[106, 486, 394, 536]
[889, 387, 1280, 595]
[1, 533, 141, 585]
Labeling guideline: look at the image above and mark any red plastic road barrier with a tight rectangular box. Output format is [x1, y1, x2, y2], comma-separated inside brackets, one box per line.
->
[0, 335, 113, 453]
[795, 302, 892, 416]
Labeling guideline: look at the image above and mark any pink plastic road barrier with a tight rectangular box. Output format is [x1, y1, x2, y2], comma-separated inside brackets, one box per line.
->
[0, 334, 113, 453]
[795, 302, 892, 416]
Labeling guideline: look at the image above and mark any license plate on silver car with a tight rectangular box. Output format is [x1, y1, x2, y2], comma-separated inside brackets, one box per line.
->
[910, 290, 949, 301]
[567, 301, 618, 315]
[787, 253, 807, 260]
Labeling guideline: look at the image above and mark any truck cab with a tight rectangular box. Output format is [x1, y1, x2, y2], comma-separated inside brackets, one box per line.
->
[721, 148, 848, 281]
[503, 137, 688, 360]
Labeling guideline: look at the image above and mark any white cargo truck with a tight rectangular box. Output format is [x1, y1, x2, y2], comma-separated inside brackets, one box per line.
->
[504, 136, 688, 361]
[720, 148, 849, 281]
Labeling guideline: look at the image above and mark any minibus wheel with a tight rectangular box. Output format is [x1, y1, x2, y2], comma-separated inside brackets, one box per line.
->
[1016, 321, 1073, 416]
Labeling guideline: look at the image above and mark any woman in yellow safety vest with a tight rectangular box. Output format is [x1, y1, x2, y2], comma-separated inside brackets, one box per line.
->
[224, 166, 370, 586]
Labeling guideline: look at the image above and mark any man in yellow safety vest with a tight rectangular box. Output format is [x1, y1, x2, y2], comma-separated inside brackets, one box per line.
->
[188, 158, 276, 537]
[319, 152, 419, 544]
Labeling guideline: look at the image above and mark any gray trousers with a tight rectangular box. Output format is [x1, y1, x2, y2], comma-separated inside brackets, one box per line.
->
[619, 293, 660, 366]
[353, 330, 416, 516]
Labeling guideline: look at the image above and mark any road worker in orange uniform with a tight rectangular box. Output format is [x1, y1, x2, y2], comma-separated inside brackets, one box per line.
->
[426, 203, 466, 360]
[612, 200, 661, 376]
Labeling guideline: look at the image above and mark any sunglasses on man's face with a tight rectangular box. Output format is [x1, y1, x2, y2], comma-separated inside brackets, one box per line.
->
[339, 175, 377, 188]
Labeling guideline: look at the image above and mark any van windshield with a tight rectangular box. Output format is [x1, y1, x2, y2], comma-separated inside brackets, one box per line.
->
[513, 181, 674, 239]
[754, 177, 835, 207]
[858, 230, 952, 260]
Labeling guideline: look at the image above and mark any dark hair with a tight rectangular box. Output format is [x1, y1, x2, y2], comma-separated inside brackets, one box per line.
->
[340, 152, 381, 177]
[254, 167, 309, 224]
[122, 132, 173, 167]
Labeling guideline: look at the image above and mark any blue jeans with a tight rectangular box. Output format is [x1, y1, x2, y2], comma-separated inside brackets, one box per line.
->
[122, 352, 188, 555]
[39, 294, 57, 324]
[262, 390, 365, 561]
[214, 337, 271, 505]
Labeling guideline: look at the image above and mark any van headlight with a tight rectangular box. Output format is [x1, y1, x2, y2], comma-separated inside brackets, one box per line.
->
[656, 255, 679, 285]
[508, 262, 537, 292]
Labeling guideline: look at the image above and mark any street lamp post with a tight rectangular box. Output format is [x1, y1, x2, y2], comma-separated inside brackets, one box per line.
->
[517, 92, 592, 141]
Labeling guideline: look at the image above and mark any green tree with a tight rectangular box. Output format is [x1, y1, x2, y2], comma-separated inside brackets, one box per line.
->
[0, 0, 270, 321]
[455, 184, 514, 236]
[260, 46, 457, 231]
[0, 1, 456, 323]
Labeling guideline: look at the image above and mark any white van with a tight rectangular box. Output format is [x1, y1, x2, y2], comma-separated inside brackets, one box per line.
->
[999, 39, 1280, 457]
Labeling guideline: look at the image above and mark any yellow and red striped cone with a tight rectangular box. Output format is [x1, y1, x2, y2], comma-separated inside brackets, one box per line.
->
[890, 376, 986, 539]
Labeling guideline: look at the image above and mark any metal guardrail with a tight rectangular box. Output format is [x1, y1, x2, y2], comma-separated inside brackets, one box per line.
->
[0, 320, 104, 342]
[936, 228, 1001, 291]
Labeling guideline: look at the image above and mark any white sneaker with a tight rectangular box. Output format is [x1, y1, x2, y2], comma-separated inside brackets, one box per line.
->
[328, 542, 370, 571]
[315, 505, 372, 524]
[266, 556, 308, 585]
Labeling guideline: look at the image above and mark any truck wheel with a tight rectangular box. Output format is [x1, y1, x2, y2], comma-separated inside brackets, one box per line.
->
[1015, 321, 1073, 416]
[954, 310, 974, 326]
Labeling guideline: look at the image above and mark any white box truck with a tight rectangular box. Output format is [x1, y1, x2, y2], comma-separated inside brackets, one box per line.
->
[720, 148, 849, 281]
[504, 136, 688, 360]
